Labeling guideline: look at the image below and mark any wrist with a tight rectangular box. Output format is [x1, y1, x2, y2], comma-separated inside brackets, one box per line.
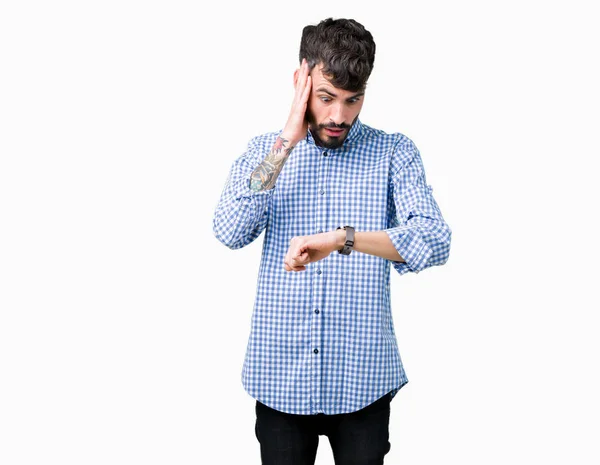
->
[279, 130, 301, 147]
[334, 228, 346, 251]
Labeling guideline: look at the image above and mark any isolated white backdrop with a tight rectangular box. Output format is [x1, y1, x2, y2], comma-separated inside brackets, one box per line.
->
[1, 1, 599, 464]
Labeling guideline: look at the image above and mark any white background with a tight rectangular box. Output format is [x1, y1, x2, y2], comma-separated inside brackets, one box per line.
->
[1, 1, 599, 464]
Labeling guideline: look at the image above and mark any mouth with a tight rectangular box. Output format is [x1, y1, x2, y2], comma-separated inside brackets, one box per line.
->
[324, 127, 346, 137]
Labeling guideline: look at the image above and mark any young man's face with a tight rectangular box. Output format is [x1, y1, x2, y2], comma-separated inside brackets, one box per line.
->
[306, 63, 366, 149]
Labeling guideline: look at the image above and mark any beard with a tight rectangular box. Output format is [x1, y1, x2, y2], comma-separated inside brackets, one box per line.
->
[307, 111, 359, 150]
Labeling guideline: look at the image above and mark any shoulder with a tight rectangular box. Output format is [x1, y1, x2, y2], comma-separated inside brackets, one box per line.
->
[359, 123, 420, 174]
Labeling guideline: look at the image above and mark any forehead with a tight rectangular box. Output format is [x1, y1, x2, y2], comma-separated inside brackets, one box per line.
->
[310, 64, 331, 84]
[310, 63, 359, 94]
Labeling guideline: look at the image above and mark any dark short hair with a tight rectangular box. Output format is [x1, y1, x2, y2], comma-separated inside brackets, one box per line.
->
[299, 18, 376, 92]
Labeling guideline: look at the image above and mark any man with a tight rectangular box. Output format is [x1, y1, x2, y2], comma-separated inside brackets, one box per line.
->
[213, 17, 451, 465]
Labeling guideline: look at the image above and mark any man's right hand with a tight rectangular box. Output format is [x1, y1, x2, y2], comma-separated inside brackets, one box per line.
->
[248, 59, 312, 192]
[280, 58, 312, 144]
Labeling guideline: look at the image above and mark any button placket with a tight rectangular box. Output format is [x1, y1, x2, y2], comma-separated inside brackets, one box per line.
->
[309, 147, 330, 414]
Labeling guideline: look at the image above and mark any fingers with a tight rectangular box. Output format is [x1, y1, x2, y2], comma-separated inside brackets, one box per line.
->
[284, 257, 306, 272]
[295, 58, 310, 102]
[286, 255, 308, 271]
[284, 240, 308, 272]
[295, 60, 305, 99]
[285, 263, 306, 272]
[294, 59, 305, 91]
[301, 75, 312, 103]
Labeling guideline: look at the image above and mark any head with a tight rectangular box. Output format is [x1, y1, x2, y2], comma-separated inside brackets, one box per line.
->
[296, 18, 376, 149]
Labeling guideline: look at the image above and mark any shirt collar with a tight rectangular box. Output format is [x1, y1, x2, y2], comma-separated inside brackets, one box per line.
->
[304, 117, 365, 151]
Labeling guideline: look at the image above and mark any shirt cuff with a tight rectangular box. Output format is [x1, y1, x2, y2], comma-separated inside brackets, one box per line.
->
[384, 225, 433, 275]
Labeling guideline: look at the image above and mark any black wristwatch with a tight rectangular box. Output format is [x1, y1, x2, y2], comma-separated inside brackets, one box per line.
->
[336, 225, 355, 255]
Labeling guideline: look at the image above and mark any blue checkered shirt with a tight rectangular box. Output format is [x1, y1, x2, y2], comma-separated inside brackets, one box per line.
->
[213, 118, 451, 415]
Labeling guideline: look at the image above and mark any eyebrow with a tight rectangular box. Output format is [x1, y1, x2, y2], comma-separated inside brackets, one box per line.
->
[316, 87, 365, 100]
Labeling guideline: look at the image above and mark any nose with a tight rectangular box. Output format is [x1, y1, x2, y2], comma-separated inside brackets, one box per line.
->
[329, 103, 346, 126]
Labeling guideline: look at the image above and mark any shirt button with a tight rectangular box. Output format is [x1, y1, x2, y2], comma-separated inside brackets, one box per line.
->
[316, 269, 322, 275]
[318, 229, 323, 233]
[319, 189, 325, 195]
[314, 309, 320, 314]
[323, 151, 328, 157]
[314, 348, 319, 354]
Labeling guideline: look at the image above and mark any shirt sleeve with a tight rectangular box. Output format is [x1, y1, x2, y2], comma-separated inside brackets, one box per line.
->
[212, 137, 276, 250]
[384, 140, 452, 275]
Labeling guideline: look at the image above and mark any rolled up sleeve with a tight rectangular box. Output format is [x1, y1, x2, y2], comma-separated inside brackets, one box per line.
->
[212, 138, 275, 250]
[385, 143, 452, 275]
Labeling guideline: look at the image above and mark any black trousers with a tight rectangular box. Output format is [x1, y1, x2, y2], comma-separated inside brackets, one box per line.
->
[254, 392, 392, 465]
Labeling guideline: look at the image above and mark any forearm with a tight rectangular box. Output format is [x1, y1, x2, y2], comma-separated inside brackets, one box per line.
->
[334, 229, 406, 263]
[249, 134, 298, 191]
[213, 139, 278, 249]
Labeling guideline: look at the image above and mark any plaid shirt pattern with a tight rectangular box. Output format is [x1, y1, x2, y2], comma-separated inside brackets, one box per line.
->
[213, 118, 451, 414]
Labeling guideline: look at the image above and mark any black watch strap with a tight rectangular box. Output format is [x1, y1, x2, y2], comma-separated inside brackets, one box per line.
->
[336, 225, 355, 255]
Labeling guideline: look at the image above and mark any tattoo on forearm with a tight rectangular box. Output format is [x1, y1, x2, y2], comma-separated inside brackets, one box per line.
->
[249, 136, 295, 191]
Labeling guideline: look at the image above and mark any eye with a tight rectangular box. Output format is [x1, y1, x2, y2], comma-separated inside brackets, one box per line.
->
[320, 97, 331, 103]
[348, 98, 361, 104]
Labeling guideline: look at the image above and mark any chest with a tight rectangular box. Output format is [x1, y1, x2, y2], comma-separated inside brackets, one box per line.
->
[272, 147, 392, 232]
